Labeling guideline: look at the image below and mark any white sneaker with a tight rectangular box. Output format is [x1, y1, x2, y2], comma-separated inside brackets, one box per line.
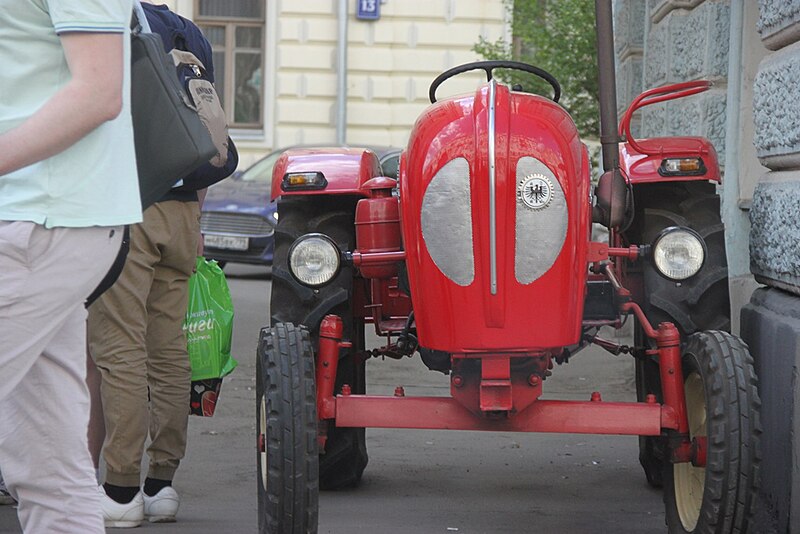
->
[100, 488, 144, 528]
[143, 486, 180, 523]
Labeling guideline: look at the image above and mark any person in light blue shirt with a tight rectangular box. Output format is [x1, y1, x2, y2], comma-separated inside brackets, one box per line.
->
[0, 0, 142, 532]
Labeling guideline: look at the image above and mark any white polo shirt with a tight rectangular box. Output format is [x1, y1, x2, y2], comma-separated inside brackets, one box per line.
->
[0, 0, 142, 228]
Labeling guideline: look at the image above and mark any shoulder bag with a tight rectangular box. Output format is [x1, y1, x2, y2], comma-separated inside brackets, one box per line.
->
[130, 1, 217, 209]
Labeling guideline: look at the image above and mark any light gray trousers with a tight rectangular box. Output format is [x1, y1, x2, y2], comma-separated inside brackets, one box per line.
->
[0, 221, 122, 533]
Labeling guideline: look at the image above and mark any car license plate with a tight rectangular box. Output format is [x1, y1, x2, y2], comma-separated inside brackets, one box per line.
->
[205, 235, 248, 251]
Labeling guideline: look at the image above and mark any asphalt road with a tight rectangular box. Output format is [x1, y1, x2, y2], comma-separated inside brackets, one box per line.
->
[0, 263, 665, 533]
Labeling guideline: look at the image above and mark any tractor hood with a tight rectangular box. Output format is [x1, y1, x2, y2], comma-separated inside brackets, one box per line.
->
[399, 81, 591, 353]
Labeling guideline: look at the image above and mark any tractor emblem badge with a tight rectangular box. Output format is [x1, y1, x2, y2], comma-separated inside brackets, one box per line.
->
[517, 174, 553, 210]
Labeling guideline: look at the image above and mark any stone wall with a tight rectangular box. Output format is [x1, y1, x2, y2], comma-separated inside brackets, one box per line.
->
[638, 0, 730, 160]
[614, 0, 645, 139]
[749, 0, 800, 296]
[741, 1, 800, 531]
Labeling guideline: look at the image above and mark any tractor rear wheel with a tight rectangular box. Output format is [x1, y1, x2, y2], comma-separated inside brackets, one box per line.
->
[256, 323, 318, 534]
[631, 181, 731, 488]
[270, 197, 368, 490]
[663, 331, 760, 534]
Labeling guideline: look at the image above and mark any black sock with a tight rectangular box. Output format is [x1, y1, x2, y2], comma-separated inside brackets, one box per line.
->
[103, 483, 138, 504]
[143, 477, 172, 497]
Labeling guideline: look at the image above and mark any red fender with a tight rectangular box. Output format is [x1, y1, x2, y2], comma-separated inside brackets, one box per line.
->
[270, 147, 383, 201]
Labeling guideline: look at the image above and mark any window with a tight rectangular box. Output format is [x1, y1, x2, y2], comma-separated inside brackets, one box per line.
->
[196, 0, 264, 129]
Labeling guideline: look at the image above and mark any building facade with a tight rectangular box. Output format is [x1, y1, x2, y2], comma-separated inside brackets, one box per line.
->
[160, 0, 507, 166]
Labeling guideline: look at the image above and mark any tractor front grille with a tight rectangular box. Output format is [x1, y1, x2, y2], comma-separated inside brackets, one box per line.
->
[200, 212, 275, 237]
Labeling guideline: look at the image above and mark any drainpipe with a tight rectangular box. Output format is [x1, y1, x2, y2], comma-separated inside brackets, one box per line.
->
[722, 0, 747, 278]
[722, 0, 750, 334]
[336, 0, 348, 144]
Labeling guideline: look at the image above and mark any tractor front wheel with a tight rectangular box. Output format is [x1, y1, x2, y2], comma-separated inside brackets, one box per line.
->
[663, 331, 761, 533]
[256, 323, 319, 534]
[270, 197, 368, 490]
[631, 181, 730, 488]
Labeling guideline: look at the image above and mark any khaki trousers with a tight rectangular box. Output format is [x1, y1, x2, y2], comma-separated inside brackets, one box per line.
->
[88, 201, 199, 487]
[0, 222, 123, 533]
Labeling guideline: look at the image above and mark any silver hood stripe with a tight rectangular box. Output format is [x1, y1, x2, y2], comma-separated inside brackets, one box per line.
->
[488, 79, 497, 295]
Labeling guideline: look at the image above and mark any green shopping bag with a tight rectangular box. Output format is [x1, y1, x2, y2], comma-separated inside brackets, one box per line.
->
[184, 257, 237, 381]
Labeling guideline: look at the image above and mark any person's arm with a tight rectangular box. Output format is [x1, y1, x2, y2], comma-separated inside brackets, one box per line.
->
[0, 32, 124, 176]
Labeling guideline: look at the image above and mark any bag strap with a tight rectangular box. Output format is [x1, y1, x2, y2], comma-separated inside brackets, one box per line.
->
[132, 0, 152, 34]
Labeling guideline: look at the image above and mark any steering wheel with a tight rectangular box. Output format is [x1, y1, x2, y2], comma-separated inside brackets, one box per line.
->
[428, 60, 561, 104]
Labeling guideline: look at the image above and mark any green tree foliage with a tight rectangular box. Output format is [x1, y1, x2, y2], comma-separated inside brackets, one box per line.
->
[475, 0, 599, 137]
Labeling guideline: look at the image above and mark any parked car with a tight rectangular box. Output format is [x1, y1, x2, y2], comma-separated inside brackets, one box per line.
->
[200, 149, 282, 266]
[201, 146, 400, 266]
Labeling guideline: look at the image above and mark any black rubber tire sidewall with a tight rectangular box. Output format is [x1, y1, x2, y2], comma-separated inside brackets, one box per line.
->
[257, 324, 319, 534]
[663, 331, 761, 534]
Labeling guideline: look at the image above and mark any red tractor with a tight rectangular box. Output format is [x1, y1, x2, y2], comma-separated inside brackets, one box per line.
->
[257, 2, 760, 533]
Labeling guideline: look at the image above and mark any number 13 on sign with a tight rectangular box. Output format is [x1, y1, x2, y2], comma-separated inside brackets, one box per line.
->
[356, 0, 380, 20]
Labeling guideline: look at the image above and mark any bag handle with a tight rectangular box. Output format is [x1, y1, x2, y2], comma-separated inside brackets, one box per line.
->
[132, 0, 152, 34]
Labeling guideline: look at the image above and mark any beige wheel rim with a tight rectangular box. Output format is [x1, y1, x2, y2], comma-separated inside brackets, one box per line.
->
[259, 395, 268, 490]
[674, 371, 706, 531]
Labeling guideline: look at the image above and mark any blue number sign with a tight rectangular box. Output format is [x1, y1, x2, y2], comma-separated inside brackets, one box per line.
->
[356, 0, 380, 20]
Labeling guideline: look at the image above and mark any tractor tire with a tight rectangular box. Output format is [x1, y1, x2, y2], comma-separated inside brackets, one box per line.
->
[636, 181, 730, 335]
[631, 181, 731, 488]
[663, 331, 761, 534]
[256, 323, 319, 534]
[270, 197, 368, 490]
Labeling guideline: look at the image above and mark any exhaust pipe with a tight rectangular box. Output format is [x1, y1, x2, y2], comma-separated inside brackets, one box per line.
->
[592, 0, 627, 228]
[595, 0, 620, 171]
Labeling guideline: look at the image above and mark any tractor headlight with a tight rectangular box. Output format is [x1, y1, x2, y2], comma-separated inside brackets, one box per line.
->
[288, 234, 341, 287]
[651, 227, 706, 281]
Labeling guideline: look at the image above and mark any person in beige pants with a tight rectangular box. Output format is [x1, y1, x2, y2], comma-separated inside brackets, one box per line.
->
[88, 198, 200, 527]
[86, 3, 238, 527]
